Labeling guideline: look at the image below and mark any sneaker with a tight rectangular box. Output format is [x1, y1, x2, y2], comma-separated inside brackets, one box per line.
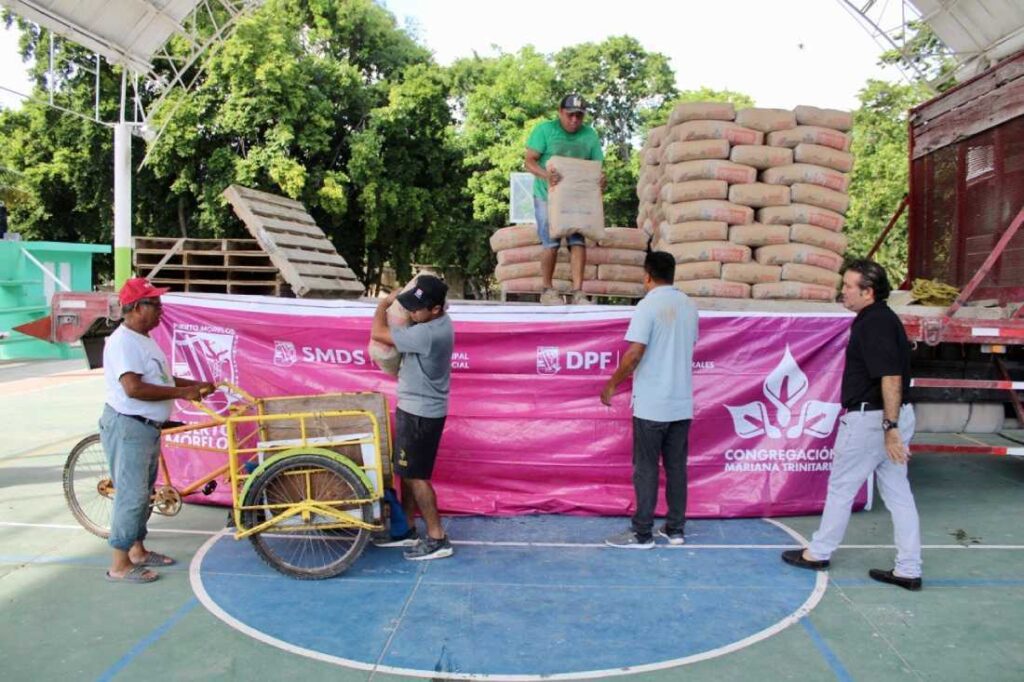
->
[658, 525, 685, 545]
[540, 288, 563, 305]
[604, 529, 655, 549]
[570, 290, 590, 305]
[404, 535, 454, 561]
[372, 527, 419, 548]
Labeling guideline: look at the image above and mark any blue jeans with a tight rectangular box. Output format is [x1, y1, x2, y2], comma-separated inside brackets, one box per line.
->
[535, 195, 584, 249]
[631, 417, 690, 538]
[99, 405, 161, 551]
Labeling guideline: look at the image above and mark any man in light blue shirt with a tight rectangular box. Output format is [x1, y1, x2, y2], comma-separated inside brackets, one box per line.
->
[600, 251, 699, 548]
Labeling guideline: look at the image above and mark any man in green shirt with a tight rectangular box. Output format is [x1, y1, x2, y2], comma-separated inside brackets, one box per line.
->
[525, 94, 605, 305]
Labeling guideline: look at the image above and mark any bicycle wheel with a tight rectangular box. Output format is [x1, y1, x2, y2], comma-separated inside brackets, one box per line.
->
[241, 453, 372, 579]
[63, 434, 113, 538]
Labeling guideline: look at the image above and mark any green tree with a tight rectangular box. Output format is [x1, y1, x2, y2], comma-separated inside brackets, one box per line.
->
[879, 21, 957, 92]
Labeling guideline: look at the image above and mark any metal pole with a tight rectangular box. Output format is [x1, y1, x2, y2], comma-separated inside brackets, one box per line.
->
[114, 122, 133, 288]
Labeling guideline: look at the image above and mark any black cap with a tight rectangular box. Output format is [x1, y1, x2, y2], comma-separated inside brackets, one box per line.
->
[397, 274, 448, 312]
[560, 94, 586, 113]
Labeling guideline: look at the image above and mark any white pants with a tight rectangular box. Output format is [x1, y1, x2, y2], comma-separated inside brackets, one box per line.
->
[808, 404, 921, 578]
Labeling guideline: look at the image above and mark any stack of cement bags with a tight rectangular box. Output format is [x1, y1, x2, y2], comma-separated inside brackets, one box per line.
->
[639, 103, 853, 301]
[583, 227, 649, 298]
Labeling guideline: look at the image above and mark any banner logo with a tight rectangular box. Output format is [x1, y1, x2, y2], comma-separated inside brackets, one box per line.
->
[536, 346, 561, 375]
[171, 324, 239, 416]
[273, 341, 298, 367]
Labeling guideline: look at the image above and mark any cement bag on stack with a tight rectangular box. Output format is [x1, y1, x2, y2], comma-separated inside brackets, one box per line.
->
[675, 261, 722, 281]
[665, 200, 754, 225]
[767, 126, 851, 152]
[641, 146, 662, 166]
[587, 246, 647, 266]
[761, 164, 850, 192]
[677, 279, 751, 298]
[793, 105, 853, 131]
[755, 243, 844, 271]
[583, 280, 646, 298]
[547, 156, 606, 241]
[728, 183, 791, 208]
[722, 263, 782, 284]
[752, 281, 837, 301]
[662, 139, 731, 164]
[664, 241, 751, 264]
[661, 180, 728, 203]
[781, 263, 843, 288]
[790, 183, 850, 213]
[501, 278, 572, 294]
[495, 262, 597, 281]
[661, 221, 729, 244]
[790, 223, 848, 254]
[729, 223, 790, 247]
[668, 101, 736, 125]
[638, 182, 661, 202]
[490, 224, 540, 251]
[670, 120, 764, 146]
[730, 145, 793, 170]
[647, 125, 669, 147]
[735, 108, 797, 133]
[638, 166, 661, 188]
[665, 159, 758, 184]
[496, 245, 568, 266]
[794, 143, 854, 173]
[598, 264, 645, 282]
[758, 204, 845, 231]
[599, 227, 649, 250]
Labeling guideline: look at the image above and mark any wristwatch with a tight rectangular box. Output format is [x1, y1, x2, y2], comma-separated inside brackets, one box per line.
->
[881, 418, 898, 432]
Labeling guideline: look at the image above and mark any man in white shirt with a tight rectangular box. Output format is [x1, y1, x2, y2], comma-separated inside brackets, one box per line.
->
[100, 278, 214, 583]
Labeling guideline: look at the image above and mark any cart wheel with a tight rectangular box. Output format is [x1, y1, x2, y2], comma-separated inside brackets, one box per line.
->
[63, 434, 113, 538]
[241, 453, 372, 579]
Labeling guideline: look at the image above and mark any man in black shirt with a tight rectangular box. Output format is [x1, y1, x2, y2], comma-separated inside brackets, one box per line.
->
[782, 259, 922, 590]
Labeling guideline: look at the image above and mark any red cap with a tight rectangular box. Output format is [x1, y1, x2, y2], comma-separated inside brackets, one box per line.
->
[119, 277, 170, 306]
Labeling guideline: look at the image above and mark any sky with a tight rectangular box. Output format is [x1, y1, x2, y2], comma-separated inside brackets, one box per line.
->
[0, 0, 909, 113]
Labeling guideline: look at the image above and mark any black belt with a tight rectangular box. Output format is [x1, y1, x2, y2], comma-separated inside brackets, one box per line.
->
[845, 402, 908, 412]
[121, 413, 166, 430]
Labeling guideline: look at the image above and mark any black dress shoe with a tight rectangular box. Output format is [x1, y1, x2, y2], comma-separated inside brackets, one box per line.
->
[781, 549, 830, 570]
[869, 568, 922, 591]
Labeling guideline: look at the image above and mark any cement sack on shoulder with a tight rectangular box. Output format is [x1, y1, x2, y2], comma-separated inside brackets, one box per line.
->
[668, 101, 736, 125]
[665, 199, 754, 225]
[598, 264, 645, 282]
[496, 244, 569, 266]
[755, 243, 844, 271]
[662, 139, 731, 164]
[767, 126, 851, 152]
[583, 280, 645, 298]
[761, 163, 850, 192]
[546, 156, 606, 241]
[793, 105, 853, 131]
[647, 125, 669, 147]
[642, 147, 662, 166]
[368, 296, 411, 376]
[587, 246, 648, 266]
[674, 261, 722, 281]
[599, 227, 649, 250]
[758, 204, 845, 231]
[669, 120, 764, 146]
[730, 145, 793, 170]
[722, 262, 782, 284]
[660, 180, 728, 204]
[790, 183, 850, 214]
[661, 220, 729, 244]
[735, 108, 797, 133]
[664, 240, 751, 264]
[729, 183, 791, 208]
[789, 223, 848, 254]
[794, 143, 853, 173]
[729, 223, 790, 247]
[501, 277, 572, 294]
[752, 281, 836, 301]
[781, 262, 842, 288]
[676, 279, 751, 298]
[495, 261, 596, 282]
[665, 159, 758, 185]
[490, 224, 540, 251]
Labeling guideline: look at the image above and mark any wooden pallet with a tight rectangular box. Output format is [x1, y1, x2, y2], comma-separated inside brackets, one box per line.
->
[223, 185, 364, 298]
[134, 236, 285, 296]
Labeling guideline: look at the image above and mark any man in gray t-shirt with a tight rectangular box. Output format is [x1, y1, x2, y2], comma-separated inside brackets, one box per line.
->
[371, 274, 455, 561]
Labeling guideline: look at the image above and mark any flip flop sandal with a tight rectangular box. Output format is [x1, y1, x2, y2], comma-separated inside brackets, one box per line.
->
[135, 551, 176, 567]
[105, 565, 158, 584]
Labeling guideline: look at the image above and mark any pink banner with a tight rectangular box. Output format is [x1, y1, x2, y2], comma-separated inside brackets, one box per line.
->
[153, 293, 859, 518]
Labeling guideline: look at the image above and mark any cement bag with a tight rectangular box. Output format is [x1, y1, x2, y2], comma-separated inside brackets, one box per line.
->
[676, 279, 751, 298]
[752, 281, 837, 301]
[647, 124, 669, 147]
[761, 164, 850, 192]
[790, 183, 850, 213]
[490, 224, 540, 251]
[642, 147, 662, 166]
[587, 247, 646, 266]
[790, 223, 848, 254]
[721, 262, 782, 284]
[674, 261, 722, 281]
[781, 263, 843, 289]
[583, 280, 646, 298]
[794, 143, 854, 173]
[660, 180, 728, 204]
[661, 220, 729, 244]
[735, 108, 797, 133]
[496, 244, 568, 266]
[500, 277, 572, 294]
[729, 183, 791, 208]
[495, 262, 596, 281]
[598, 264, 645, 282]
[668, 101, 736, 124]
[670, 120, 764, 146]
[730, 145, 793, 170]
[664, 240, 752, 264]
[547, 156, 606, 241]
[664, 200, 754, 225]
[755, 243, 844, 271]
[662, 139, 731, 164]
[767, 126, 851, 152]
[368, 297, 410, 376]
[759, 204, 845, 231]
[599, 227, 649, 250]
[638, 182, 660, 202]
[729, 223, 790, 247]
[793, 105, 853, 131]
[638, 167, 662, 188]
[665, 160, 758, 184]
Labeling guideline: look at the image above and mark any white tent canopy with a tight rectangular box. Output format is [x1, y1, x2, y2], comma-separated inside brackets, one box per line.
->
[910, 0, 1024, 77]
